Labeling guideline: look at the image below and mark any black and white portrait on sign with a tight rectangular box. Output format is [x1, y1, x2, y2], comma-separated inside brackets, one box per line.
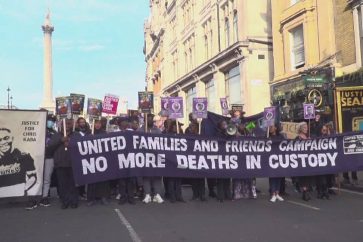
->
[0, 110, 46, 198]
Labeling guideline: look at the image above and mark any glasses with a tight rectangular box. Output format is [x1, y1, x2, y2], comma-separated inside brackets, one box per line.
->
[0, 136, 10, 142]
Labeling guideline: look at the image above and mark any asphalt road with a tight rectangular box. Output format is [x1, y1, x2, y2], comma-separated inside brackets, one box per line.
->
[1, 178, 363, 242]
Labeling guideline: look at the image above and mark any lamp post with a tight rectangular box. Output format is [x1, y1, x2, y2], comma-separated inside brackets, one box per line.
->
[6, 87, 11, 109]
[10, 96, 13, 109]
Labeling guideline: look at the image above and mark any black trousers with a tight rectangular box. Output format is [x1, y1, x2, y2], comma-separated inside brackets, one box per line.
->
[343, 172, 358, 181]
[87, 181, 110, 201]
[216, 178, 231, 201]
[167, 178, 183, 201]
[316, 175, 328, 195]
[207, 178, 216, 196]
[191, 178, 206, 199]
[119, 178, 136, 201]
[56, 167, 78, 206]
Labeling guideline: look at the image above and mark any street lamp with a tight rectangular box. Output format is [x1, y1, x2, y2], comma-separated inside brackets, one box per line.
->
[6, 87, 11, 109]
[10, 96, 13, 109]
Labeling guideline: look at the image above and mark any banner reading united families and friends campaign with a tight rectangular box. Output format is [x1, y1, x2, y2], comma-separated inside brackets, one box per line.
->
[0, 110, 47, 198]
[69, 130, 363, 186]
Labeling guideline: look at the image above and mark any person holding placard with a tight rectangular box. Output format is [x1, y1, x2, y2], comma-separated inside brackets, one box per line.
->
[47, 119, 80, 209]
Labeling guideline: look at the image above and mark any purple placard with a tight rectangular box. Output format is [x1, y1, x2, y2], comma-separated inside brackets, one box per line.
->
[264, 106, 276, 126]
[160, 97, 170, 117]
[303, 103, 315, 120]
[169, 97, 184, 119]
[193, 97, 208, 119]
[220, 98, 229, 115]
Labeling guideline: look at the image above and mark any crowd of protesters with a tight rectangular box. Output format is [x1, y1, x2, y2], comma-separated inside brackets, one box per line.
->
[25, 111, 358, 210]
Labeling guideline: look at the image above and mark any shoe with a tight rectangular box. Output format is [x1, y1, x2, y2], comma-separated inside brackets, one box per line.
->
[328, 189, 336, 195]
[302, 191, 311, 201]
[142, 194, 152, 204]
[353, 180, 359, 186]
[128, 199, 136, 205]
[276, 194, 284, 202]
[200, 197, 207, 202]
[101, 198, 109, 205]
[116, 194, 121, 200]
[209, 191, 216, 198]
[61, 203, 69, 209]
[270, 195, 277, 203]
[39, 198, 51, 207]
[153, 194, 164, 204]
[323, 193, 330, 200]
[87, 201, 95, 206]
[25, 201, 38, 210]
[251, 186, 257, 199]
[119, 198, 127, 205]
[176, 198, 186, 203]
[70, 204, 78, 209]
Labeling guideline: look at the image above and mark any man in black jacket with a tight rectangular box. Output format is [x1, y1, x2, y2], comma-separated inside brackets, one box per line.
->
[47, 119, 80, 209]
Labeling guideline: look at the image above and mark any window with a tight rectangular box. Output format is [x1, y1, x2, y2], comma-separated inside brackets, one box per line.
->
[186, 86, 197, 116]
[172, 51, 178, 81]
[233, 12, 238, 43]
[205, 80, 216, 112]
[225, 18, 230, 47]
[225, 66, 241, 104]
[290, 25, 305, 70]
[291, 0, 299, 5]
[204, 35, 209, 59]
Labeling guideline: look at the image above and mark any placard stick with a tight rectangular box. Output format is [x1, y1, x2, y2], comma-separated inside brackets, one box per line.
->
[91, 118, 95, 135]
[198, 119, 202, 135]
[176, 119, 180, 134]
[266, 126, 270, 138]
[63, 118, 67, 151]
[72, 114, 77, 132]
[145, 113, 148, 132]
[308, 119, 311, 138]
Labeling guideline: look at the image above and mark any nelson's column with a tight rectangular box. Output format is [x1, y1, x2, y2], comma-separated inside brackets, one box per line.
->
[40, 12, 55, 112]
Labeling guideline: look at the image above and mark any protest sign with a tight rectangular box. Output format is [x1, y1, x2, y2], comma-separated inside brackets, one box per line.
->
[102, 94, 119, 115]
[264, 107, 276, 127]
[193, 98, 208, 119]
[70, 93, 85, 115]
[220, 98, 229, 116]
[87, 98, 103, 119]
[55, 96, 71, 118]
[169, 97, 184, 119]
[138, 92, 154, 113]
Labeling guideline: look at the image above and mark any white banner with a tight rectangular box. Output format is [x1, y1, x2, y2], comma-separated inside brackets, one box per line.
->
[0, 110, 46, 198]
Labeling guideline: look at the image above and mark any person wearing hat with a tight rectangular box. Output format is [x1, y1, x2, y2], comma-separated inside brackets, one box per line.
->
[138, 113, 164, 204]
[26, 114, 58, 210]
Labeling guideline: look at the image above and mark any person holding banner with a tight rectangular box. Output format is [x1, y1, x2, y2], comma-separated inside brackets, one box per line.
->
[117, 117, 136, 205]
[87, 119, 111, 206]
[48, 119, 79, 209]
[188, 121, 206, 201]
[138, 114, 164, 204]
[268, 124, 285, 203]
[165, 120, 185, 203]
[216, 120, 232, 202]
[75, 117, 91, 200]
[296, 122, 314, 201]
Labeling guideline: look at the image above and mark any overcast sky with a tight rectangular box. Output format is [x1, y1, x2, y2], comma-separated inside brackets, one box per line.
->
[0, 0, 149, 110]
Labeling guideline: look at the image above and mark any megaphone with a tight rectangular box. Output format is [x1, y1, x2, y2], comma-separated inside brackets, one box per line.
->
[226, 123, 237, 136]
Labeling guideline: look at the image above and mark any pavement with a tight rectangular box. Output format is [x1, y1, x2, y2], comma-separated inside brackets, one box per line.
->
[1, 178, 363, 242]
